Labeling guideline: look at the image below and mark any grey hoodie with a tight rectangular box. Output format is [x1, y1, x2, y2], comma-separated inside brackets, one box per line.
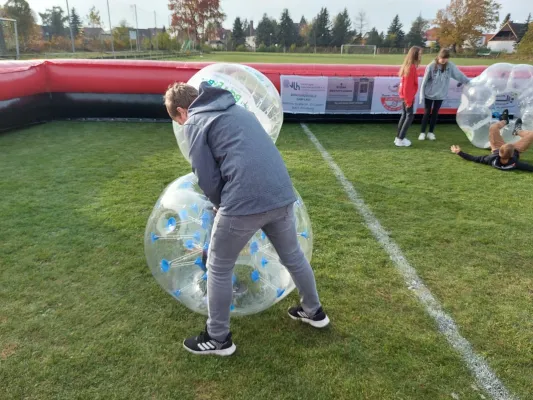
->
[184, 82, 296, 216]
[420, 60, 470, 102]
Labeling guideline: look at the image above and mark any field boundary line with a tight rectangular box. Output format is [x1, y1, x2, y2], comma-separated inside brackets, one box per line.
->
[300, 123, 516, 400]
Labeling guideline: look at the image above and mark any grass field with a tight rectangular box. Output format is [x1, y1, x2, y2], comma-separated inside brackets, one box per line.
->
[190, 51, 508, 66]
[1, 120, 532, 399]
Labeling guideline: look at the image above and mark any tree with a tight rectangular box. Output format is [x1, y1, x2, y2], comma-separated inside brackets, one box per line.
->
[242, 19, 249, 37]
[520, 13, 531, 38]
[517, 22, 533, 56]
[331, 8, 352, 47]
[434, 0, 500, 52]
[255, 13, 276, 47]
[39, 7, 68, 38]
[385, 14, 404, 48]
[297, 16, 308, 46]
[86, 6, 102, 28]
[3, 0, 37, 48]
[366, 27, 383, 47]
[354, 10, 367, 44]
[501, 13, 510, 27]
[168, 0, 225, 43]
[278, 9, 296, 49]
[310, 7, 331, 47]
[405, 14, 429, 47]
[70, 8, 82, 37]
[232, 17, 245, 48]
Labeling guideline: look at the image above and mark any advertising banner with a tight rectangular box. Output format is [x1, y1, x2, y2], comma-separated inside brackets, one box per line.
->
[280, 75, 328, 114]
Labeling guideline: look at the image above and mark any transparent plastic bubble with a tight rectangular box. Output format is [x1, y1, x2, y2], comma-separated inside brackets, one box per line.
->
[172, 63, 283, 163]
[521, 106, 533, 131]
[457, 63, 533, 148]
[144, 173, 312, 316]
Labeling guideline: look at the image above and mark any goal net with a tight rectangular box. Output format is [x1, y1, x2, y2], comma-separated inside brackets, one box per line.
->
[341, 44, 377, 56]
[0, 18, 19, 59]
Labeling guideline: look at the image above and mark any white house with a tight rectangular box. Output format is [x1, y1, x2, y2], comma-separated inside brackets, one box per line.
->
[487, 21, 527, 53]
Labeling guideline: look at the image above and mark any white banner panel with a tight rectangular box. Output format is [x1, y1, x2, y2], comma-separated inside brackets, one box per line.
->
[280, 75, 328, 114]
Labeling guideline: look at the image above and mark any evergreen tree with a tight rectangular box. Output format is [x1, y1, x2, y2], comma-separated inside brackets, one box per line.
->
[39, 7, 68, 38]
[501, 13, 511, 26]
[278, 8, 296, 48]
[405, 14, 428, 47]
[232, 17, 245, 47]
[311, 7, 331, 47]
[385, 14, 405, 48]
[366, 27, 383, 47]
[331, 8, 352, 47]
[70, 8, 82, 37]
[255, 13, 276, 47]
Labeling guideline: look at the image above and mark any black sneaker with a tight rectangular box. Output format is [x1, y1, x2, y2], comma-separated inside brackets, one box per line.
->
[513, 118, 523, 136]
[499, 109, 509, 125]
[183, 330, 236, 356]
[288, 305, 330, 328]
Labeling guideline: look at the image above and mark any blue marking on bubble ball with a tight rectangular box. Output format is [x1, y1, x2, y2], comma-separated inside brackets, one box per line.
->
[194, 257, 206, 271]
[251, 270, 260, 282]
[261, 257, 269, 267]
[232, 274, 237, 285]
[276, 288, 285, 298]
[250, 241, 259, 255]
[166, 217, 177, 232]
[178, 181, 193, 189]
[295, 198, 302, 206]
[203, 242, 209, 252]
[202, 272, 208, 281]
[261, 231, 267, 240]
[230, 304, 235, 311]
[173, 289, 181, 297]
[191, 203, 199, 213]
[178, 210, 188, 221]
[200, 211, 210, 229]
[193, 231, 201, 241]
[150, 232, 158, 243]
[185, 239, 195, 250]
[300, 231, 309, 239]
[160, 259, 170, 273]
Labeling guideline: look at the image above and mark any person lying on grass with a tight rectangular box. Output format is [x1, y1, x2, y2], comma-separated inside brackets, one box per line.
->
[451, 109, 533, 172]
[164, 81, 329, 357]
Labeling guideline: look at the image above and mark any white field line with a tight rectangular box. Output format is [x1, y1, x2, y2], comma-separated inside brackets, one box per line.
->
[300, 123, 516, 400]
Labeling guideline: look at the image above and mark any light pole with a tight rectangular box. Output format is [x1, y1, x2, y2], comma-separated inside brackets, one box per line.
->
[65, 0, 75, 52]
[269, 32, 272, 47]
[106, 0, 115, 58]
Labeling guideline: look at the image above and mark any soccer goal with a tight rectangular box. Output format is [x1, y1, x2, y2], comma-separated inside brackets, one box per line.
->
[0, 18, 20, 59]
[341, 44, 377, 56]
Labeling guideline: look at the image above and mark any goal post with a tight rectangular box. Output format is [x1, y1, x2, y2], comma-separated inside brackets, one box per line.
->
[341, 44, 377, 56]
[0, 18, 20, 59]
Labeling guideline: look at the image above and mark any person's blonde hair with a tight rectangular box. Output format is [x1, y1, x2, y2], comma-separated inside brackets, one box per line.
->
[164, 83, 199, 117]
[499, 143, 515, 160]
[399, 46, 422, 77]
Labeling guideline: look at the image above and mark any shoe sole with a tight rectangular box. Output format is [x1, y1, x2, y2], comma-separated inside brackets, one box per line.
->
[288, 313, 330, 328]
[183, 343, 237, 356]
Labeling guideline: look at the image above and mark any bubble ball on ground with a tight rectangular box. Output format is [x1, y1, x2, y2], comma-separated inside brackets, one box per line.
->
[144, 173, 313, 316]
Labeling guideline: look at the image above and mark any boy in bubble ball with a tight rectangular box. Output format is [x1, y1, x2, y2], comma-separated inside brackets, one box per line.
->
[451, 109, 533, 172]
[164, 81, 329, 356]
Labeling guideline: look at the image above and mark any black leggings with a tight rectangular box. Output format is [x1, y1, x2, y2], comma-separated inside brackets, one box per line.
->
[420, 98, 443, 134]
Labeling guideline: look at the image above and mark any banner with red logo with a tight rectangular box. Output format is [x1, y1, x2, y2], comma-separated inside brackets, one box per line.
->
[280, 75, 468, 114]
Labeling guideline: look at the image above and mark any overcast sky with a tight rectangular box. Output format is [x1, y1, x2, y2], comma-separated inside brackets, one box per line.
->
[29, 0, 529, 34]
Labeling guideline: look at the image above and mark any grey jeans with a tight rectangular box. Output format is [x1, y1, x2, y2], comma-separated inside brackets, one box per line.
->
[206, 203, 322, 341]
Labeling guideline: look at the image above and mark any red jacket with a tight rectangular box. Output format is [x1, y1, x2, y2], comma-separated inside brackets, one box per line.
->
[399, 64, 419, 107]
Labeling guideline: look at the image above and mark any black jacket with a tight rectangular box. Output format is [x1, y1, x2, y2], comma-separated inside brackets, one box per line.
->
[457, 150, 533, 172]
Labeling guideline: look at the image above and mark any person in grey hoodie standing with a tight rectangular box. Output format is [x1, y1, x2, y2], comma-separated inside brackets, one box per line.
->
[163, 81, 329, 356]
[419, 49, 471, 141]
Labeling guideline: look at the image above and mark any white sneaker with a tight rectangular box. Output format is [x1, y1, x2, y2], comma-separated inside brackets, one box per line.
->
[402, 138, 412, 146]
[394, 138, 411, 147]
[427, 132, 436, 140]
[418, 133, 426, 140]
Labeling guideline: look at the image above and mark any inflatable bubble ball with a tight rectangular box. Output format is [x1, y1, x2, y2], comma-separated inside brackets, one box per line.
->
[457, 63, 533, 148]
[172, 63, 283, 162]
[144, 173, 313, 316]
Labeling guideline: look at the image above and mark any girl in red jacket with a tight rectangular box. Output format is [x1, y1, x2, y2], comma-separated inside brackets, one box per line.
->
[395, 46, 422, 147]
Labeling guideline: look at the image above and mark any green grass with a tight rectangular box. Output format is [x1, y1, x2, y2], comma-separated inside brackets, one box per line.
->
[0, 121, 531, 399]
[190, 51, 514, 66]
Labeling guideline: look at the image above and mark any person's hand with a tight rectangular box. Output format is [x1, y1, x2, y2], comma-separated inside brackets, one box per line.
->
[450, 145, 461, 154]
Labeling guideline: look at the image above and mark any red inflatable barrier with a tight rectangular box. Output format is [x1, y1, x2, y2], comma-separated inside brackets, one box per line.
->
[0, 59, 488, 101]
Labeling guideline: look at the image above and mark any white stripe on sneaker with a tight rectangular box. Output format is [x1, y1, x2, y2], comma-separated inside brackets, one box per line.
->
[207, 341, 216, 349]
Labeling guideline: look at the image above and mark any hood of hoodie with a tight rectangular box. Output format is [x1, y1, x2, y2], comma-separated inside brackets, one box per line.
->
[188, 81, 236, 117]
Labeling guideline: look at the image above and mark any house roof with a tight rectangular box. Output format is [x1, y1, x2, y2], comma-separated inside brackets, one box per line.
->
[83, 27, 104, 37]
[489, 21, 527, 42]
